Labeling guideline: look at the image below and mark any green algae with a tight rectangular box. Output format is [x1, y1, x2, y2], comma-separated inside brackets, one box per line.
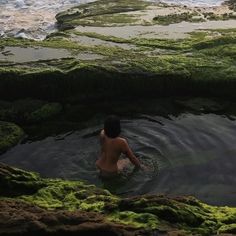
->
[107, 211, 159, 229]
[0, 122, 24, 154]
[218, 223, 236, 234]
[20, 180, 85, 210]
[0, 25, 236, 102]
[203, 12, 236, 21]
[54, 0, 235, 29]
[69, 13, 138, 27]
[153, 12, 204, 25]
[0, 162, 45, 196]
[56, 0, 149, 28]
[0, 48, 236, 101]
[0, 37, 90, 52]
[131, 29, 236, 52]
[20, 179, 119, 212]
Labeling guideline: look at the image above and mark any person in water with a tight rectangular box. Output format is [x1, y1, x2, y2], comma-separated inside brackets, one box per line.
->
[96, 115, 141, 177]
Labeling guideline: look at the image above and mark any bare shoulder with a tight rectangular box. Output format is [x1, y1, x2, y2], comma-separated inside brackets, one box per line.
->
[100, 129, 105, 137]
[117, 137, 127, 143]
[100, 129, 105, 141]
[117, 137, 128, 148]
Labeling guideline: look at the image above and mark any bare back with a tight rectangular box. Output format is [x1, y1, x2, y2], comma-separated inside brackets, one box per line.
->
[96, 130, 141, 174]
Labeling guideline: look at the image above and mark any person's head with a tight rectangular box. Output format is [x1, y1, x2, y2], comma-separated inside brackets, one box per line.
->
[104, 115, 121, 138]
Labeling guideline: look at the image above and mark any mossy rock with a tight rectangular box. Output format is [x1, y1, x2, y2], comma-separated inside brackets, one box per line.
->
[218, 223, 236, 234]
[0, 99, 62, 124]
[0, 162, 45, 197]
[153, 12, 204, 25]
[0, 121, 24, 154]
[56, 0, 149, 28]
[55, 0, 232, 29]
[1, 163, 236, 235]
[1, 31, 236, 101]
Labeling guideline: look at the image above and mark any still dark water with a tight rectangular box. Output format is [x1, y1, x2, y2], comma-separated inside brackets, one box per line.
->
[1, 113, 236, 206]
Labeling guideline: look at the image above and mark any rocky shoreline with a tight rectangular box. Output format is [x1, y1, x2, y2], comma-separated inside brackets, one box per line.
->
[0, 162, 236, 235]
[0, 1, 235, 102]
[0, 0, 236, 235]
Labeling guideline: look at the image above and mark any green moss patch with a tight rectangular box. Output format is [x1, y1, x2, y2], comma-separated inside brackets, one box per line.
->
[0, 122, 24, 154]
[20, 179, 119, 212]
[56, 0, 149, 28]
[108, 211, 159, 229]
[219, 223, 236, 234]
[153, 12, 204, 25]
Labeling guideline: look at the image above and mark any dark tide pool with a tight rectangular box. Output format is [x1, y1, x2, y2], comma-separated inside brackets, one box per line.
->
[1, 113, 236, 206]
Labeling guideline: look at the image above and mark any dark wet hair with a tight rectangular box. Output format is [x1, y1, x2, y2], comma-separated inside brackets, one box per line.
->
[104, 115, 121, 138]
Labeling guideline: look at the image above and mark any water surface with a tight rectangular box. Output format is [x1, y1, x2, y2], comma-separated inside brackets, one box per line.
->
[0, 46, 104, 62]
[75, 20, 236, 39]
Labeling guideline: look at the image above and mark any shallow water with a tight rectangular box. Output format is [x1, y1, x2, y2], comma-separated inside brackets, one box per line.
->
[0, 46, 104, 62]
[1, 113, 236, 206]
[75, 20, 236, 39]
[71, 35, 137, 50]
[0, 46, 71, 62]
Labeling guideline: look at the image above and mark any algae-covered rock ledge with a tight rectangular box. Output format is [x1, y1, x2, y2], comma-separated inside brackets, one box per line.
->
[0, 0, 236, 101]
[0, 122, 24, 154]
[1, 162, 236, 235]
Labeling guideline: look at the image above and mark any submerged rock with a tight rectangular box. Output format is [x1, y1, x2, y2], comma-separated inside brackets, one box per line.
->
[0, 121, 24, 154]
[175, 97, 228, 112]
[0, 162, 236, 235]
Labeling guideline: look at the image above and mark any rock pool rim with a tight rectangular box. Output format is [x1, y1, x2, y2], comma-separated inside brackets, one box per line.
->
[1, 162, 236, 235]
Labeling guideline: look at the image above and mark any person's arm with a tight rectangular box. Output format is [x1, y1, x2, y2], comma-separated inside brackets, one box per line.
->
[122, 139, 141, 168]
